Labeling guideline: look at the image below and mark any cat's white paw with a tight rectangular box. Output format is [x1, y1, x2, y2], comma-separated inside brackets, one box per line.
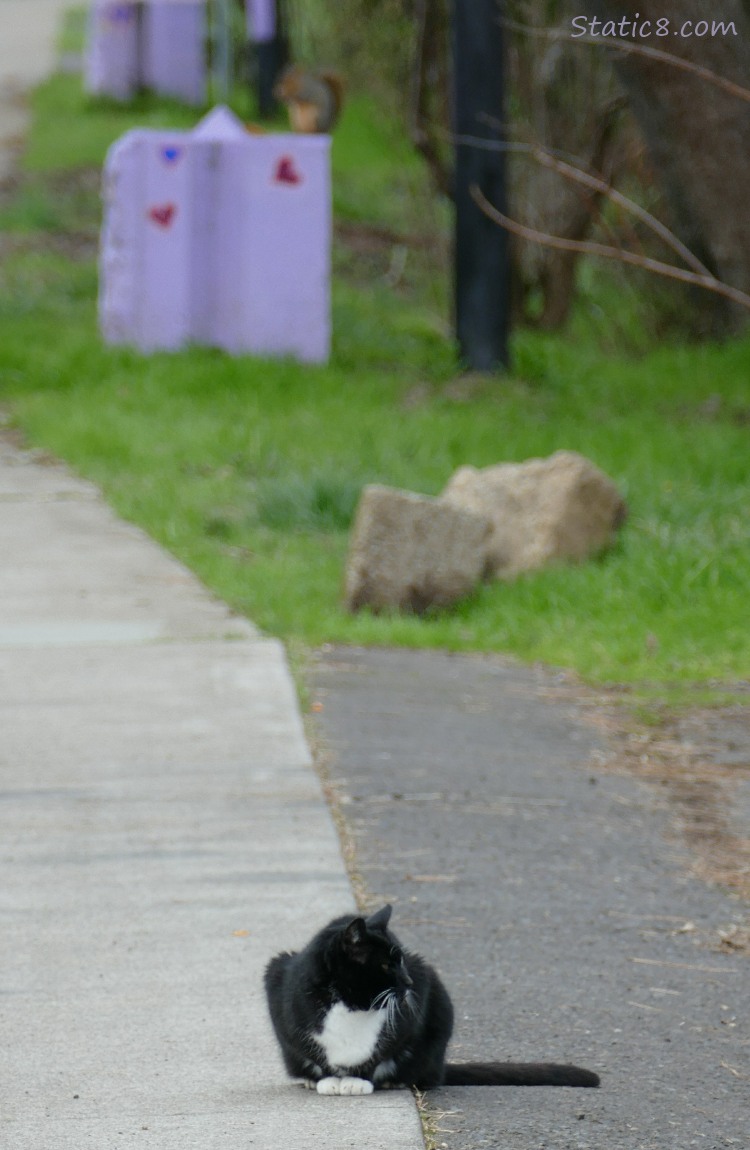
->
[340, 1076, 375, 1096]
[316, 1076, 342, 1095]
[316, 1076, 374, 1096]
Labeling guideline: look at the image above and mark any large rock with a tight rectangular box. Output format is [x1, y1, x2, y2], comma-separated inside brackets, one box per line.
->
[344, 485, 490, 614]
[441, 450, 626, 579]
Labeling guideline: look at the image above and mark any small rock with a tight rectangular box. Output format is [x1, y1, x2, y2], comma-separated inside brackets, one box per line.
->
[441, 450, 626, 579]
[344, 485, 490, 614]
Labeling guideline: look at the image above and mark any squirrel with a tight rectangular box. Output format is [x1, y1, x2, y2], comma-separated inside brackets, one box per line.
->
[273, 66, 345, 134]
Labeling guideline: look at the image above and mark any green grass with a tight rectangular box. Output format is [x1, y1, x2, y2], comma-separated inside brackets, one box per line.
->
[57, 5, 88, 56]
[1, 72, 749, 694]
[25, 79, 200, 174]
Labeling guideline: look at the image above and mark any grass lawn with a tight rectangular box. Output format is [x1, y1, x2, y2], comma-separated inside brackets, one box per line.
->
[1, 64, 749, 697]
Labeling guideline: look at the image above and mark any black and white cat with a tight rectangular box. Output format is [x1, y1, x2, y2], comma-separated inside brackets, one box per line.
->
[264, 904, 600, 1095]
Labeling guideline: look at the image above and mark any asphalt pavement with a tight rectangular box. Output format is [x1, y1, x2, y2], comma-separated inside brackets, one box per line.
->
[311, 646, 749, 1150]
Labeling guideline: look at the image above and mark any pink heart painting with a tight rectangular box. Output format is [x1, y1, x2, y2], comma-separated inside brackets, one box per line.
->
[148, 203, 177, 229]
[274, 156, 303, 186]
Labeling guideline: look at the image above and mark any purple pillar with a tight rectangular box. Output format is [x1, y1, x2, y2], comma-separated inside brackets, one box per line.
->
[215, 133, 331, 360]
[143, 0, 207, 107]
[84, 2, 140, 101]
[100, 130, 195, 349]
[246, 0, 276, 42]
[99, 108, 332, 363]
[86, 0, 207, 106]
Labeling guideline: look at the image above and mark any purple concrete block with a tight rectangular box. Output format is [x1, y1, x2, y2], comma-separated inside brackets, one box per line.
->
[100, 130, 195, 349]
[99, 134, 141, 341]
[84, 1, 140, 101]
[140, 135, 195, 349]
[223, 135, 331, 361]
[142, 0, 207, 107]
[188, 109, 250, 345]
[99, 108, 332, 363]
[191, 105, 248, 143]
[246, 0, 276, 43]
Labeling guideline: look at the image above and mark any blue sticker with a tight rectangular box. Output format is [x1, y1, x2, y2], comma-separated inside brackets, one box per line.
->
[162, 146, 183, 165]
[107, 4, 134, 24]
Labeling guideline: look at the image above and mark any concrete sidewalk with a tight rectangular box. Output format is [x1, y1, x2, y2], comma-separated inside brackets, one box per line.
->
[0, 437, 424, 1148]
[0, 8, 423, 1143]
[0, 1, 74, 179]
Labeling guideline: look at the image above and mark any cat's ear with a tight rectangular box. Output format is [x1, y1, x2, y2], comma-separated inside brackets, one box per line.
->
[342, 917, 368, 957]
[366, 904, 392, 932]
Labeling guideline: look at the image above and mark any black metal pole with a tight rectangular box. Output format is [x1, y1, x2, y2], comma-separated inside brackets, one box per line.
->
[451, 0, 511, 371]
[255, 0, 288, 119]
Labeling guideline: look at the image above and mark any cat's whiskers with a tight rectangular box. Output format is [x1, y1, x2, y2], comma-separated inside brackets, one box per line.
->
[371, 985, 415, 1033]
[371, 988, 392, 1010]
[372, 988, 396, 1023]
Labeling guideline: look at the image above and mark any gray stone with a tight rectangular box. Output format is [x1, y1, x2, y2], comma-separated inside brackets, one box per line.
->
[441, 450, 626, 579]
[344, 484, 490, 613]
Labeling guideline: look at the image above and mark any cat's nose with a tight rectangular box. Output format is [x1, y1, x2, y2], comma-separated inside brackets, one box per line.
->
[402, 970, 414, 988]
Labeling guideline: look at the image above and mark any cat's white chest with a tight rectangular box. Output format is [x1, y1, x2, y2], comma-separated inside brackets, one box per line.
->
[315, 1002, 386, 1071]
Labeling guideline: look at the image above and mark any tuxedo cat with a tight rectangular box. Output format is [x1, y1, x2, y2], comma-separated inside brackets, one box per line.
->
[264, 904, 600, 1094]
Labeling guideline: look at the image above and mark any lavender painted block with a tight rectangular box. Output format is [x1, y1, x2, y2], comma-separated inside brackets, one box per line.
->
[85, 1, 208, 106]
[189, 108, 249, 345]
[225, 135, 331, 361]
[100, 130, 194, 349]
[99, 108, 332, 363]
[142, 1, 207, 106]
[246, 0, 276, 43]
[84, 2, 140, 101]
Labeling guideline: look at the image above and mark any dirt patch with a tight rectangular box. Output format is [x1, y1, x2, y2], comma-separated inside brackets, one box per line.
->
[615, 725, 750, 899]
[0, 165, 101, 261]
[0, 227, 98, 262]
[561, 683, 750, 914]
[335, 219, 436, 255]
[333, 217, 449, 295]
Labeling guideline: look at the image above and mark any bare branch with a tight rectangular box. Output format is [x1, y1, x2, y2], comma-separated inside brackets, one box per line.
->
[527, 145, 714, 279]
[456, 119, 713, 277]
[502, 19, 750, 104]
[471, 184, 750, 313]
[454, 131, 717, 280]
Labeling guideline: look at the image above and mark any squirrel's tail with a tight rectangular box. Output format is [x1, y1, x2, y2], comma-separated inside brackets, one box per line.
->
[443, 1062, 600, 1088]
[318, 70, 345, 128]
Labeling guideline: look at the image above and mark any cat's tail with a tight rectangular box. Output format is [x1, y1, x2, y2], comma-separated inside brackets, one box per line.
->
[443, 1062, 600, 1088]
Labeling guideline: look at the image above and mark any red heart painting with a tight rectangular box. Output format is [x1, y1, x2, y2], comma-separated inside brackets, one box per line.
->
[148, 203, 177, 229]
[274, 156, 302, 186]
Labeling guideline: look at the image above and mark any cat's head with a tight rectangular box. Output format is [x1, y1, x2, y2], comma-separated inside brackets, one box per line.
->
[327, 904, 414, 1011]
